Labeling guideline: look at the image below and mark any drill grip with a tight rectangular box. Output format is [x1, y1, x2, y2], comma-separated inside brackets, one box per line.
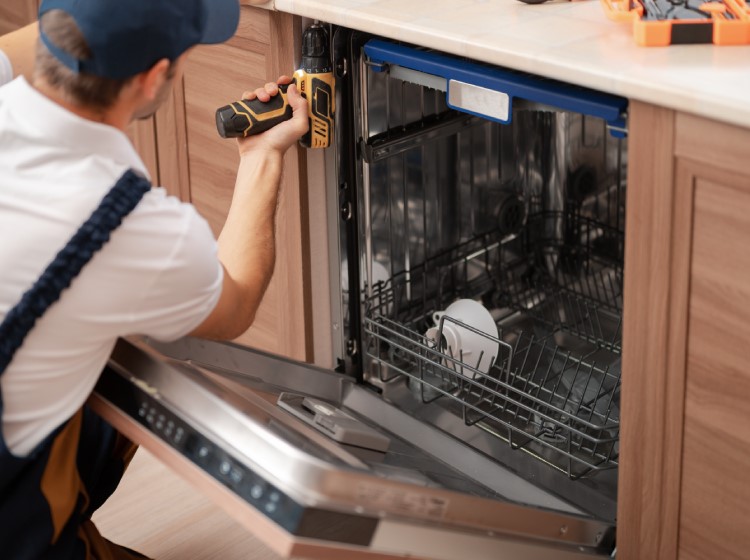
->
[296, 73, 335, 149]
[215, 83, 293, 139]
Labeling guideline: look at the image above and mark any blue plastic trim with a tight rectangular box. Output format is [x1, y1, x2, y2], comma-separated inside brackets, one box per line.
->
[364, 40, 627, 136]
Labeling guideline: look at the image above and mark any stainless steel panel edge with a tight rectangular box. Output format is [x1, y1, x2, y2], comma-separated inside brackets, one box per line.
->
[108, 339, 354, 506]
[145, 336, 349, 402]
[370, 520, 607, 560]
[131, 337, 614, 554]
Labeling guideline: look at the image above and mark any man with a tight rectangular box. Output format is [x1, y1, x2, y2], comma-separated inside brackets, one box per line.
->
[0, 0, 308, 558]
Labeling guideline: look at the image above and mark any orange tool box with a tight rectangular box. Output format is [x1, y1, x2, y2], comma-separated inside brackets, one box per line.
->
[601, 0, 750, 45]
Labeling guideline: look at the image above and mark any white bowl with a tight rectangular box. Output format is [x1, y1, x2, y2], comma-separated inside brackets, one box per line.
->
[425, 299, 499, 376]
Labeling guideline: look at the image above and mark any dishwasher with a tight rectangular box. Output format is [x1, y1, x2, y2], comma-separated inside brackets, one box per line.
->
[92, 26, 628, 560]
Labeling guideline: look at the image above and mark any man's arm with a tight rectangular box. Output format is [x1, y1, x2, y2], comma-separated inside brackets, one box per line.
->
[0, 22, 38, 82]
[189, 79, 309, 341]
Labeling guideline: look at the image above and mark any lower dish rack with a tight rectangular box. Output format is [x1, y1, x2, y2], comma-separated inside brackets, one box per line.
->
[361, 211, 623, 480]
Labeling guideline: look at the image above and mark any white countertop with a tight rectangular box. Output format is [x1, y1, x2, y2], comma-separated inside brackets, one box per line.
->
[272, 0, 750, 128]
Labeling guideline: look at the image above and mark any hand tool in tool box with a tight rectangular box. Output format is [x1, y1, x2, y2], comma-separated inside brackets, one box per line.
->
[214, 23, 335, 148]
[601, 0, 750, 45]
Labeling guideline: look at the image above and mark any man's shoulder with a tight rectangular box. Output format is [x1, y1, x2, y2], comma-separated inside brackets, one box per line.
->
[133, 186, 203, 230]
[0, 76, 22, 110]
[117, 186, 216, 261]
[0, 76, 34, 106]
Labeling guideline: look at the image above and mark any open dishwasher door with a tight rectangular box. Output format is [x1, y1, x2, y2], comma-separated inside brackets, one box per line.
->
[91, 337, 615, 560]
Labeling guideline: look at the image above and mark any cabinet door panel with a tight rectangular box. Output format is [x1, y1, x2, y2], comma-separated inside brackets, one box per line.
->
[679, 168, 750, 560]
[0, 0, 37, 36]
[126, 118, 159, 184]
[621, 104, 750, 560]
[183, 43, 261, 233]
[166, 7, 309, 360]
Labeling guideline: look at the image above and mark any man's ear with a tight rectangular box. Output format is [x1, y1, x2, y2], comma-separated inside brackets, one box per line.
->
[138, 58, 171, 101]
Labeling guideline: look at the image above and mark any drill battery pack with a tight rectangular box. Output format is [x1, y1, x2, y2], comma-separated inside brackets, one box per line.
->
[601, 0, 750, 45]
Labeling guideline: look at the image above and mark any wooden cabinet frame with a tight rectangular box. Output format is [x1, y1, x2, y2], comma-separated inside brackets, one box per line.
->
[0, 0, 37, 36]
[152, 9, 313, 361]
[620, 101, 686, 559]
[620, 103, 750, 560]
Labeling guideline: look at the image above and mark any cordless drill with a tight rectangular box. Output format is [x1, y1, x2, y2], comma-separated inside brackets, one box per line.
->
[214, 23, 334, 149]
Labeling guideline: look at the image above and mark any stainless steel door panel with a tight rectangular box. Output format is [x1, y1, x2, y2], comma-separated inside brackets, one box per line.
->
[95, 338, 615, 559]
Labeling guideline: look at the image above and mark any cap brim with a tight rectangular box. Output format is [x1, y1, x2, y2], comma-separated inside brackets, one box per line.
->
[200, 0, 240, 45]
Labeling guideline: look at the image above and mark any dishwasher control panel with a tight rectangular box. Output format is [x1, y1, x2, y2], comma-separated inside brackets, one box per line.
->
[99, 367, 303, 530]
[95, 365, 379, 545]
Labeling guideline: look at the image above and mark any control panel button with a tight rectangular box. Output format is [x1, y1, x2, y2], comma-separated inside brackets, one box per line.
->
[250, 484, 264, 500]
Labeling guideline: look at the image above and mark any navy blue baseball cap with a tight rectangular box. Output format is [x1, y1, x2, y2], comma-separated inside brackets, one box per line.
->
[38, 0, 240, 80]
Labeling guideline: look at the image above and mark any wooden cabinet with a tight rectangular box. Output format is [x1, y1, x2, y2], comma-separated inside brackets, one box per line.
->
[152, 6, 313, 361]
[619, 102, 750, 560]
[0, 0, 36, 36]
[127, 118, 159, 187]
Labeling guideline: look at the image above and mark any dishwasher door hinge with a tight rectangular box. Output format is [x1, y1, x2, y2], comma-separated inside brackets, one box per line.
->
[339, 182, 353, 222]
[335, 56, 348, 79]
[346, 337, 358, 357]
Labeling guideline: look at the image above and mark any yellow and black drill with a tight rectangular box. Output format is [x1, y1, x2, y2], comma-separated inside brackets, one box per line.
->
[214, 23, 334, 149]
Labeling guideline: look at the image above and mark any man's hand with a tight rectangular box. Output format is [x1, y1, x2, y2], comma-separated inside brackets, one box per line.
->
[236, 76, 309, 157]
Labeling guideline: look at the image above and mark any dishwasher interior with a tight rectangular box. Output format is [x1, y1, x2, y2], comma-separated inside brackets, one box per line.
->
[333, 31, 627, 521]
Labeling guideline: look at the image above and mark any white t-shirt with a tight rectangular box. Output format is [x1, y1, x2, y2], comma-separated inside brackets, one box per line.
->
[0, 49, 11, 87]
[0, 77, 224, 455]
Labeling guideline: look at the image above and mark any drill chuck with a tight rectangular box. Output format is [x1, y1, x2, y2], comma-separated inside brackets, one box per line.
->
[300, 23, 332, 73]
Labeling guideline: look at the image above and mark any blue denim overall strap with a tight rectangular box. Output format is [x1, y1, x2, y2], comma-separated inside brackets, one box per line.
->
[0, 170, 151, 560]
[0, 170, 151, 373]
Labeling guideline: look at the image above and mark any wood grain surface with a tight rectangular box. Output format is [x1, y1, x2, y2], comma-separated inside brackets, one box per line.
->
[618, 101, 683, 560]
[168, 7, 311, 361]
[620, 106, 750, 560]
[93, 449, 290, 560]
[676, 142, 750, 560]
[0, 0, 37, 36]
